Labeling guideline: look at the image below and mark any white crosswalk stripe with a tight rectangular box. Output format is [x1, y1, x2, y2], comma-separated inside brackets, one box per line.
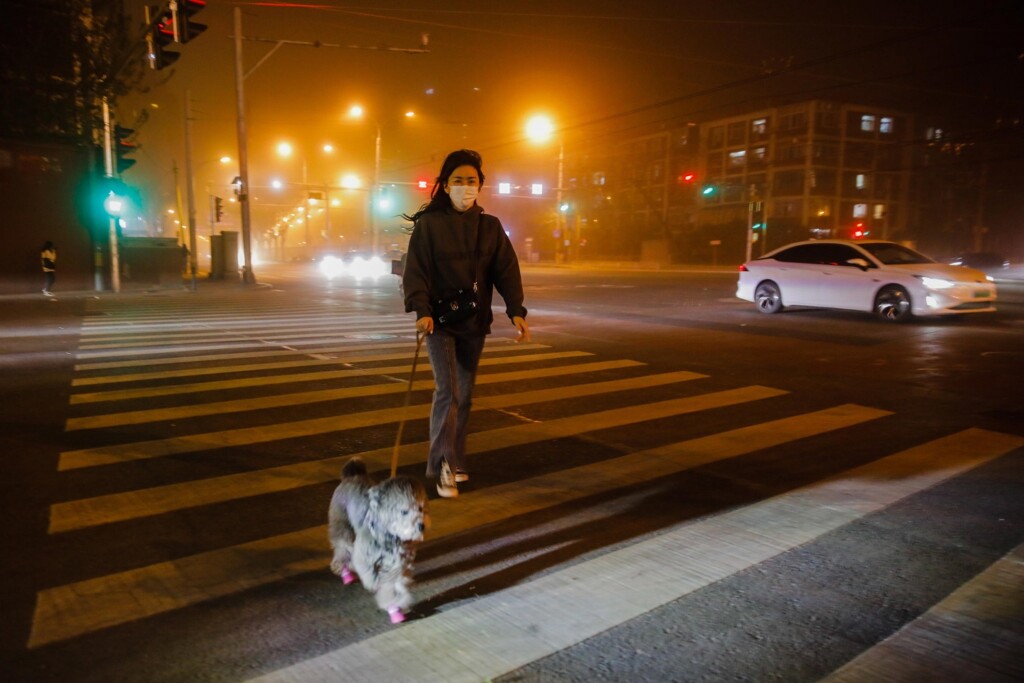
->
[31, 295, 1023, 683]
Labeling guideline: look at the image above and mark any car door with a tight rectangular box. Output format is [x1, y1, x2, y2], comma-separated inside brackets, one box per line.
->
[816, 244, 878, 310]
[768, 244, 826, 306]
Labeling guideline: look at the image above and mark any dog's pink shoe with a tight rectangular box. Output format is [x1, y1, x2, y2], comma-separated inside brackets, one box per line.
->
[388, 607, 406, 624]
[340, 567, 356, 585]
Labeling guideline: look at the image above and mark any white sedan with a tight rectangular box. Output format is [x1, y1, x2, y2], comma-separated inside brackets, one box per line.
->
[737, 239, 997, 322]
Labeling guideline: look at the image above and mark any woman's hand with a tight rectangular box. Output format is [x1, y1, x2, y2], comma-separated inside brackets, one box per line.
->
[416, 316, 434, 336]
[512, 316, 531, 343]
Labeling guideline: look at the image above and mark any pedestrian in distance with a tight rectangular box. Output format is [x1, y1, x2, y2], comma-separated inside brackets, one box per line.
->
[402, 149, 531, 498]
[40, 240, 56, 296]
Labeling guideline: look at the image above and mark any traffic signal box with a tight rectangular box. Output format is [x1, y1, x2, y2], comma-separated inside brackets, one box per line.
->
[148, 1, 208, 70]
[114, 125, 137, 175]
[177, 0, 208, 43]
[149, 10, 180, 70]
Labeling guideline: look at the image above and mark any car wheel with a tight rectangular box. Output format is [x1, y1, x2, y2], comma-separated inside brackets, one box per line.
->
[754, 281, 784, 314]
[874, 285, 912, 322]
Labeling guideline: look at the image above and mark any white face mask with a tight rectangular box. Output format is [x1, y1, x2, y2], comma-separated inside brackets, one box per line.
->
[448, 185, 478, 211]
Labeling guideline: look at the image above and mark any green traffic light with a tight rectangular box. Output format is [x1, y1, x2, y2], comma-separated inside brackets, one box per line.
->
[702, 186, 715, 196]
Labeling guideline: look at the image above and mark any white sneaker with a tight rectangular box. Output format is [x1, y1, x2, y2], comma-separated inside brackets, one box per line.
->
[454, 468, 469, 483]
[43, 289, 52, 296]
[437, 459, 459, 498]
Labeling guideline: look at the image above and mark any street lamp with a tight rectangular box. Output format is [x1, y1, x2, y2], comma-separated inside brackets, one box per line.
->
[347, 105, 415, 254]
[526, 114, 566, 262]
[275, 141, 336, 256]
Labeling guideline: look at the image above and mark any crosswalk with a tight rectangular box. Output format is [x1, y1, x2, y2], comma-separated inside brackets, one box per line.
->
[33, 292, 1023, 681]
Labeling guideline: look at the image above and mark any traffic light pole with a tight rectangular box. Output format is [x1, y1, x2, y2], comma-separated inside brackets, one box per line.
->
[102, 98, 121, 293]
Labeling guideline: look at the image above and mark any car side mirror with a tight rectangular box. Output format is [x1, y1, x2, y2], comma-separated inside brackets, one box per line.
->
[846, 258, 871, 270]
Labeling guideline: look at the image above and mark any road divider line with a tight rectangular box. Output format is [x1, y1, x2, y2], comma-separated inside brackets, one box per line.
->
[34, 402, 896, 646]
[245, 428, 1023, 683]
[65, 360, 655, 429]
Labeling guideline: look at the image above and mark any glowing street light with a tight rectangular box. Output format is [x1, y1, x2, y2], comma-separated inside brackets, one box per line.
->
[347, 104, 415, 253]
[526, 114, 567, 260]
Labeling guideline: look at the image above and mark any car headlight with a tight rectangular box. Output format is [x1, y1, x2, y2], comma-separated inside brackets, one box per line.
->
[918, 276, 955, 290]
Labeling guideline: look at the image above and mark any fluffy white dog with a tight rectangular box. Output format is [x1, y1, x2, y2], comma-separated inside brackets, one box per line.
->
[328, 457, 429, 623]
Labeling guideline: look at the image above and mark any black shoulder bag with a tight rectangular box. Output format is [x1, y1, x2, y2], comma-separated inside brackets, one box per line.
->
[431, 220, 481, 326]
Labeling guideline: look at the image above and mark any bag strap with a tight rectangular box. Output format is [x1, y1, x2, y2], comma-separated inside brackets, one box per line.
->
[470, 216, 482, 291]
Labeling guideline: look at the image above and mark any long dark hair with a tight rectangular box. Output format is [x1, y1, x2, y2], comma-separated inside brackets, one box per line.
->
[402, 149, 485, 223]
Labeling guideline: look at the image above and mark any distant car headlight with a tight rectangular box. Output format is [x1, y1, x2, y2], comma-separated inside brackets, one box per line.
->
[319, 255, 345, 279]
[919, 276, 955, 290]
[349, 255, 388, 279]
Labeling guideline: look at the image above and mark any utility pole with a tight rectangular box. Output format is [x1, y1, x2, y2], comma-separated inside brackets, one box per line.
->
[233, 7, 256, 284]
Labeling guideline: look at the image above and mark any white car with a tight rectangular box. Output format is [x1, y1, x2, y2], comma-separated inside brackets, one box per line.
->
[737, 239, 997, 322]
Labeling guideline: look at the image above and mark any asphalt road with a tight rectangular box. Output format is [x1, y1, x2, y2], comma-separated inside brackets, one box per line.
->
[1, 262, 1021, 682]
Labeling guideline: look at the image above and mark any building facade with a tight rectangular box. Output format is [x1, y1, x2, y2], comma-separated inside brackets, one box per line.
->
[698, 100, 915, 257]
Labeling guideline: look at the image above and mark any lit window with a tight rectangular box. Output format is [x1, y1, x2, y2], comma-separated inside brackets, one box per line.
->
[592, 172, 606, 186]
[856, 174, 867, 190]
[728, 150, 746, 167]
[861, 115, 876, 132]
[880, 117, 893, 134]
[853, 203, 867, 218]
[873, 204, 885, 219]
[751, 118, 767, 135]
[498, 182, 511, 195]
[531, 183, 543, 195]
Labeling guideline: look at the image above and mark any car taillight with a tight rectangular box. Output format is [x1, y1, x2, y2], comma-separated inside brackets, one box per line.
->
[738, 264, 749, 272]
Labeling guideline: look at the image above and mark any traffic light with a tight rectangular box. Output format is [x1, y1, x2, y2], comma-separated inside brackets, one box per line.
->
[114, 125, 137, 175]
[702, 185, 716, 196]
[852, 222, 870, 239]
[176, 0, 208, 43]
[147, 8, 180, 70]
[679, 171, 696, 184]
[214, 196, 224, 222]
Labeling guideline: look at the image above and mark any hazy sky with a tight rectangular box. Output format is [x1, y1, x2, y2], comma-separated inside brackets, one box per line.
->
[118, 1, 1022, 225]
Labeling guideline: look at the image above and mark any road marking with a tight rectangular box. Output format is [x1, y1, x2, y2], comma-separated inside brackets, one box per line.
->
[244, 428, 1023, 683]
[32, 402, 888, 647]
[69, 343, 554, 393]
[52, 369, 707, 529]
[58, 380, 765, 472]
[65, 359, 653, 429]
[821, 543, 1024, 682]
[75, 321, 413, 350]
[66, 352, 594, 409]
[74, 338, 535, 371]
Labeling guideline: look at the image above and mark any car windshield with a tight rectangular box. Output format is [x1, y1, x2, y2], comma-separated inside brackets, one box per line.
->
[858, 243, 934, 265]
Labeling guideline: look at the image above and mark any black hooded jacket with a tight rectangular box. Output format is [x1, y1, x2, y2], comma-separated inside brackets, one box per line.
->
[402, 204, 527, 337]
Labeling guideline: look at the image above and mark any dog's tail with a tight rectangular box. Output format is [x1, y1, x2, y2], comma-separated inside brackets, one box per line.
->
[341, 457, 368, 479]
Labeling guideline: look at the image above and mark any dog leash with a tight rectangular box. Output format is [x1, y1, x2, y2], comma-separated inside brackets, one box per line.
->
[391, 331, 425, 478]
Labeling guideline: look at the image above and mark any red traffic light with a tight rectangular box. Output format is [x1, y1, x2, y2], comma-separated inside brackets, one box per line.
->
[679, 171, 696, 184]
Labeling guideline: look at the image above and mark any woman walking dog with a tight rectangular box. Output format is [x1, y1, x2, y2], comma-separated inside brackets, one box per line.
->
[402, 149, 530, 498]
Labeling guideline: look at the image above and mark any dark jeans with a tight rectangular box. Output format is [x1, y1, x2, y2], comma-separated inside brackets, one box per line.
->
[43, 272, 55, 291]
[424, 331, 486, 477]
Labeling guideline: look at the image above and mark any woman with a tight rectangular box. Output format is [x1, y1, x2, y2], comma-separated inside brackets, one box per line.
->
[402, 149, 530, 498]
[41, 241, 57, 296]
